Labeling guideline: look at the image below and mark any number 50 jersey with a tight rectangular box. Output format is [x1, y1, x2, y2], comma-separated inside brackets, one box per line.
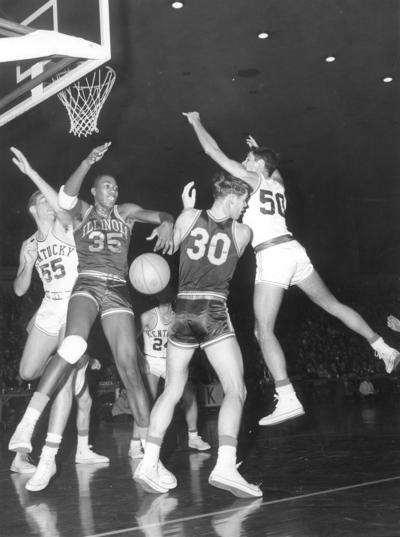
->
[243, 173, 291, 247]
[178, 209, 241, 300]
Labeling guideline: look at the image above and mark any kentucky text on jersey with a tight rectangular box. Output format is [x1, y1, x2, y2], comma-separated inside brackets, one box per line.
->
[144, 329, 168, 339]
[81, 218, 129, 240]
[36, 243, 75, 262]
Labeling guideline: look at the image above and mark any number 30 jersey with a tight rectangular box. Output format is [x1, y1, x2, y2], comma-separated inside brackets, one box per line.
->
[242, 173, 291, 247]
[74, 205, 131, 280]
[34, 225, 78, 295]
[178, 209, 241, 300]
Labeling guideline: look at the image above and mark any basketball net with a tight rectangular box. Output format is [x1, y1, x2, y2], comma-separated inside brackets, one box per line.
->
[55, 66, 116, 137]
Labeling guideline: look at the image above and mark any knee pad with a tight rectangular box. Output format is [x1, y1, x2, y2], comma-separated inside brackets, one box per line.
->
[58, 335, 87, 364]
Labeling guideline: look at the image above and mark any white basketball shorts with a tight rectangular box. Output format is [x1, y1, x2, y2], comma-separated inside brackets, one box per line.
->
[145, 355, 166, 379]
[34, 297, 69, 337]
[255, 240, 314, 289]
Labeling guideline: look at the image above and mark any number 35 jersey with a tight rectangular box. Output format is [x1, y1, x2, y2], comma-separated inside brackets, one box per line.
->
[178, 209, 241, 300]
[242, 173, 291, 247]
[74, 205, 131, 280]
[34, 225, 78, 295]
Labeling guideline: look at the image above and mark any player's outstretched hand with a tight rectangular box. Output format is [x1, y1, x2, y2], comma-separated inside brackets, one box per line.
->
[146, 221, 174, 255]
[387, 315, 400, 333]
[87, 142, 112, 164]
[10, 147, 35, 177]
[246, 135, 259, 149]
[182, 111, 200, 124]
[182, 181, 196, 209]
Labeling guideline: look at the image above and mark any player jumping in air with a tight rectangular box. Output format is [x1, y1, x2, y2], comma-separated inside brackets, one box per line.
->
[183, 111, 400, 426]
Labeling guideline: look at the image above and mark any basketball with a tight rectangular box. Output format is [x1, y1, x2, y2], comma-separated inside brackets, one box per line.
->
[129, 253, 171, 295]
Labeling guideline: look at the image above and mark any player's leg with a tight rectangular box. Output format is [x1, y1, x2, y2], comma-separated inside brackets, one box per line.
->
[182, 381, 210, 451]
[102, 313, 150, 446]
[297, 269, 400, 373]
[205, 337, 261, 498]
[10, 328, 58, 473]
[8, 296, 97, 453]
[25, 372, 75, 492]
[254, 283, 304, 426]
[74, 358, 109, 465]
[134, 344, 194, 493]
[18, 327, 58, 381]
[130, 370, 159, 460]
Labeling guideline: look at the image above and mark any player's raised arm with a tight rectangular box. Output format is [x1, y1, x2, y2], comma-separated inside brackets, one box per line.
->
[121, 204, 174, 255]
[59, 142, 111, 211]
[13, 237, 38, 296]
[183, 111, 259, 191]
[10, 147, 73, 227]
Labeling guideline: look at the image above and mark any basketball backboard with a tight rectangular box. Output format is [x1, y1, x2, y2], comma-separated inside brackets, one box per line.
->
[0, 0, 110, 127]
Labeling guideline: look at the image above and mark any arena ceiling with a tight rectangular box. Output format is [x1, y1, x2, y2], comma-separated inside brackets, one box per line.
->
[0, 0, 399, 274]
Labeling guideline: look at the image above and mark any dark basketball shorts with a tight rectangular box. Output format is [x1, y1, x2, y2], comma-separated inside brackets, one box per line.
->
[168, 297, 235, 349]
[70, 275, 134, 319]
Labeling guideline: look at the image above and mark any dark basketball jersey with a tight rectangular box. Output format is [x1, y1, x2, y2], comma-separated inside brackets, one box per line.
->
[178, 209, 240, 299]
[74, 205, 131, 280]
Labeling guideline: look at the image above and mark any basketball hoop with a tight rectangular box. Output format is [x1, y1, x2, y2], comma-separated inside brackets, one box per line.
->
[55, 66, 116, 137]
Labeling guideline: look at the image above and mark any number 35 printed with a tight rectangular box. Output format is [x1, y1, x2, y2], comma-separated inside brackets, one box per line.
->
[259, 189, 286, 217]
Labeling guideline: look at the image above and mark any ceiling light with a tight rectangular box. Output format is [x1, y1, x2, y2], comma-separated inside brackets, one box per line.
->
[382, 76, 393, 83]
[325, 56, 336, 63]
[258, 32, 269, 39]
[171, 1, 184, 8]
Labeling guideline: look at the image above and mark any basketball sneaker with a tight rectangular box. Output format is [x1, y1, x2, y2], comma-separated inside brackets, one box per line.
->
[208, 465, 262, 498]
[8, 419, 35, 453]
[10, 453, 36, 474]
[158, 461, 177, 490]
[128, 440, 144, 459]
[258, 393, 304, 426]
[188, 433, 211, 451]
[75, 445, 110, 464]
[25, 453, 56, 492]
[133, 461, 169, 494]
[372, 338, 400, 374]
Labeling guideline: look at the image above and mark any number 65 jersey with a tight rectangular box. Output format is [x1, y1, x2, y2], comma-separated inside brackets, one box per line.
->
[178, 209, 241, 300]
[242, 173, 291, 247]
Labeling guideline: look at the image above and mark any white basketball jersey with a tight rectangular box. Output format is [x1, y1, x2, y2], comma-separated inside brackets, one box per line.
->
[34, 225, 78, 294]
[243, 172, 291, 247]
[142, 307, 173, 359]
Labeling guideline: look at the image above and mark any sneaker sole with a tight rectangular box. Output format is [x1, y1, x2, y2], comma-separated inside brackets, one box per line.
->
[10, 464, 36, 474]
[25, 471, 56, 492]
[75, 457, 110, 464]
[258, 407, 305, 426]
[208, 473, 262, 498]
[133, 471, 169, 494]
[388, 354, 400, 374]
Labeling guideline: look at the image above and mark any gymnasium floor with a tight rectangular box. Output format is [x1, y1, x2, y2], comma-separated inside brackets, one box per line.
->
[1, 386, 400, 537]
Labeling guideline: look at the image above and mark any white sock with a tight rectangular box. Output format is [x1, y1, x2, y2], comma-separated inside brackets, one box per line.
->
[188, 431, 198, 439]
[77, 435, 89, 451]
[23, 407, 41, 424]
[142, 441, 161, 466]
[370, 337, 384, 350]
[276, 383, 296, 397]
[216, 445, 236, 468]
[41, 445, 58, 459]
